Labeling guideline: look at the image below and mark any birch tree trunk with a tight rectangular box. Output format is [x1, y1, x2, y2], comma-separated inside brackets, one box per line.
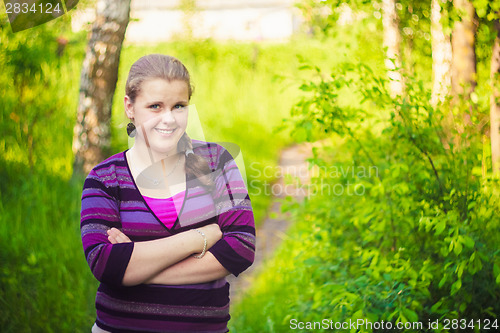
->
[431, 0, 452, 105]
[451, 0, 477, 99]
[382, 0, 404, 97]
[491, 20, 500, 174]
[72, 0, 132, 176]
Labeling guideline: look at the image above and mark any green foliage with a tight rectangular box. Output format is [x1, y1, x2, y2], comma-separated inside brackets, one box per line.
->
[0, 14, 83, 176]
[230, 1, 500, 328]
[472, 0, 500, 22]
[231, 42, 500, 333]
[0, 15, 92, 331]
[294, 0, 372, 37]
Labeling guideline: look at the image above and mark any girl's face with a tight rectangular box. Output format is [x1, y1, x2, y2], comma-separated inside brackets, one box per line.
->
[125, 78, 189, 158]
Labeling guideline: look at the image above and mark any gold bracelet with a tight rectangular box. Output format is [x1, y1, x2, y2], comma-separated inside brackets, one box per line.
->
[193, 229, 207, 259]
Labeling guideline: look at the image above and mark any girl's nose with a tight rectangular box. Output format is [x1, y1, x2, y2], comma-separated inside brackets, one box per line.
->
[161, 110, 175, 123]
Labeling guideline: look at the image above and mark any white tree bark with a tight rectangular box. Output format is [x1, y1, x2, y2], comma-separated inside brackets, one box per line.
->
[451, 0, 477, 99]
[382, 0, 404, 97]
[430, 0, 452, 105]
[72, 0, 132, 175]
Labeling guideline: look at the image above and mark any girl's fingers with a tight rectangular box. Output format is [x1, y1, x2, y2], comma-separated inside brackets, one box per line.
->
[117, 232, 131, 243]
[108, 235, 118, 244]
[107, 228, 131, 244]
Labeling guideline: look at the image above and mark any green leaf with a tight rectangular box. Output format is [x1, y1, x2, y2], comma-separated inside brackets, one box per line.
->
[487, 12, 497, 21]
[456, 261, 465, 278]
[434, 220, 446, 236]
[304, 257, 321, 266]
[431, 301, 442, 313]
[351, 309, 363, 320]
[438, 274, 447, 288]
[388, 309, 399, 321]
[469, 252, 476, 263]
[494, 263, 500, 285]
[403, 308, 419, 322]
[463, 236, 474, 249]
[454, 241, 463, 256]
[494, 263, 500, 277]
[451, 279, 462, 295]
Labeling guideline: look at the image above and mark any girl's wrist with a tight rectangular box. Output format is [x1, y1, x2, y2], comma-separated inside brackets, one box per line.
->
[193, 229, 207, 259]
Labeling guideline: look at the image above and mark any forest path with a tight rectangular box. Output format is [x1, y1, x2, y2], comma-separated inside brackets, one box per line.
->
[227, 142, 316, 303]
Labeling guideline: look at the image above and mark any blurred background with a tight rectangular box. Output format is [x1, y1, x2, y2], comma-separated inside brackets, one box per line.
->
[1, 0, 499, 331]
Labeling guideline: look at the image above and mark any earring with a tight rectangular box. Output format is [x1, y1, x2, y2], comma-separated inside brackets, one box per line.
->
[127, 122, 136, 138]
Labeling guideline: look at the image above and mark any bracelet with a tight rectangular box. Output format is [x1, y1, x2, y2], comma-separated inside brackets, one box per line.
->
[193, 229, 207, 259]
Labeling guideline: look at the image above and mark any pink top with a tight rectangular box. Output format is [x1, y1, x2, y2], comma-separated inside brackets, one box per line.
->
[143, 190, 185, 229]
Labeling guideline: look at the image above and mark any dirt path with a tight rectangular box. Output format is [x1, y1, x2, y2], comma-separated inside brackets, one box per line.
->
[227, 143, 314, 303]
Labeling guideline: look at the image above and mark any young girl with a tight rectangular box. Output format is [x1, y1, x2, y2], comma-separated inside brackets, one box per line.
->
[80, 54, 255, 332]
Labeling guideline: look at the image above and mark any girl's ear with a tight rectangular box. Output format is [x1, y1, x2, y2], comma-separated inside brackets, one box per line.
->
[124, 95, 134, 119]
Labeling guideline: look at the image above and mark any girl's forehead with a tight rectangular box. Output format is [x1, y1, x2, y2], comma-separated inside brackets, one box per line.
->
[138, 79, 189, 98]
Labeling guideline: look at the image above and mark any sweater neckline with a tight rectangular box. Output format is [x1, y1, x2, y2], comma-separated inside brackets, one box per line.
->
[123, 150, 189, 231]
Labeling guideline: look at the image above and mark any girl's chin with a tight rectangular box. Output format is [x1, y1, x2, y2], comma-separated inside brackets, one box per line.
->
[148, 141, 180, 156]
[151, 146, 177, 154]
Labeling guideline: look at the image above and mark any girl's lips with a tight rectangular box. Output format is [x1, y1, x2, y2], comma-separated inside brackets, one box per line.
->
[155, 128, 176, 136]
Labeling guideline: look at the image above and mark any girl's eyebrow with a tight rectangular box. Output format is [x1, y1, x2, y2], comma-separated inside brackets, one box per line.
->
[146, 100, 163, 105]
[143, 99, 188, 106]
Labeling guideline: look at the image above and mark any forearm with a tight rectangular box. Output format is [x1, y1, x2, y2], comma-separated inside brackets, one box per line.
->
[122, 229, 204, 286]
[145, 252, 230, 285]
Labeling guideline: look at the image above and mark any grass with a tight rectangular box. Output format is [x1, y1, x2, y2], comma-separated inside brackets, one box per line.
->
[0, 174, 96, 332]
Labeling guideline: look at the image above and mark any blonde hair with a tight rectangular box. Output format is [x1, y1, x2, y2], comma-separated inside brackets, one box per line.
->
[126, 54, 213, 187]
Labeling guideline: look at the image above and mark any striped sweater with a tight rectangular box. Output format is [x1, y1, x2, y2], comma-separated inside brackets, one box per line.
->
[80, 141, 255, 333]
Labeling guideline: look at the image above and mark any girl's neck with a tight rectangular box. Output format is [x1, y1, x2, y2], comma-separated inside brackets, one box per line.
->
[128, 141, 180, 171]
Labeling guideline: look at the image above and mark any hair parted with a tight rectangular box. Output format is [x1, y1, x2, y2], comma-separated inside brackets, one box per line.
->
[126, 54, 213, 188]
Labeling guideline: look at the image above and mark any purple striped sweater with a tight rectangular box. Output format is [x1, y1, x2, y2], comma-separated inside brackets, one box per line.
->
[80, 141, 255, 332]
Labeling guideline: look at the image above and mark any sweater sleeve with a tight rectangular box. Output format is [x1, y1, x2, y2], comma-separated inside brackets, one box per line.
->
[80, 172, 134, 286]
[207, 148, 256, 277]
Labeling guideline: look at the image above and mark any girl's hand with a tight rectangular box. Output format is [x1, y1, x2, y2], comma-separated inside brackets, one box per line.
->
[107, 227, 132, 244]
[106, 224, 221, 249]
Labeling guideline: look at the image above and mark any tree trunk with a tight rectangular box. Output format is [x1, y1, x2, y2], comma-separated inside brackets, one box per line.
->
[491, 20, 500, 174]
[382, 0, 404, 97]
[72, 0, 132, 176]
[451, 0, 477, 99]
[431, 0, 452, 105]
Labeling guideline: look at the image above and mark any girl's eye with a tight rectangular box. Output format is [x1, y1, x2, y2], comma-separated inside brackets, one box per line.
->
[149, 104, 160, 110]
[174, 104, 187, 111]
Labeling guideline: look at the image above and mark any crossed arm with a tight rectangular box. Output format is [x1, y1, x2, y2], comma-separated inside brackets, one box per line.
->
[83, 148, 255, 288]
[107, 226, 230, 286]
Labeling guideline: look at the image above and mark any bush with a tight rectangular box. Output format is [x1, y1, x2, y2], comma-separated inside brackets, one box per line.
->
[230, 57, 500, 333]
